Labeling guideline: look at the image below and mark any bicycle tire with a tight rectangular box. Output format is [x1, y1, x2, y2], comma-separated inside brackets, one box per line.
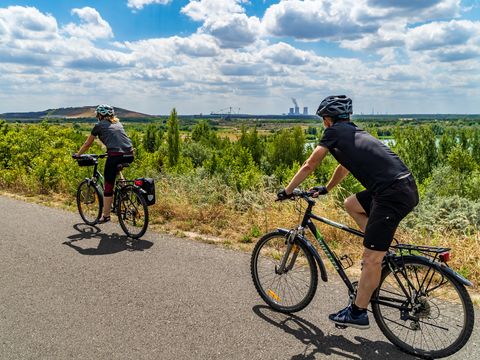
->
[76, 180, 103, 225]
[117, 186, 149, 239]
[372, 255, 474, 359]
[251, 231, 318, 313]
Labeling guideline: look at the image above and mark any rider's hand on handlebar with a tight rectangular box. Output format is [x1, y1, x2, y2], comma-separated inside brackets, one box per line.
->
[309, 185, 328, 198]
[276, 189, 294, 201]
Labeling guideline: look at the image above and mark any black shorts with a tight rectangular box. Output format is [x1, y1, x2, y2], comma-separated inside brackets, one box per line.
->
[356, 175, 419, 251]
[103, 153, 134, 195]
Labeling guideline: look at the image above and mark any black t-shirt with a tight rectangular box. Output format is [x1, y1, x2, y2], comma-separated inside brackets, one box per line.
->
[319, 122, 410, 193]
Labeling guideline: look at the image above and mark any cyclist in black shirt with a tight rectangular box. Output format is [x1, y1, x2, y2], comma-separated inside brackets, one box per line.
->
[278, 95, 419, 329]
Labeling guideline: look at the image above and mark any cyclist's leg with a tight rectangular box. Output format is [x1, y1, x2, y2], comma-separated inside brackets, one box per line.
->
[356, 248, 387, 308]
[357, 179, 418, 308]
[329, 201, 395, 329]
[345, 190, 371, 231]
[102, 156, 119, 219]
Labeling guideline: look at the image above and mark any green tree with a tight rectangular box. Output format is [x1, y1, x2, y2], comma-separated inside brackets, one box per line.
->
[438, 128, 457, 163]
[143, 124, 158, 153]
[269, 127, 305, 168]
[191, 120, 210, 143]
[167, 108, 180, 166]
[239, 125, 263, 164]
[393, 125, 437, 183]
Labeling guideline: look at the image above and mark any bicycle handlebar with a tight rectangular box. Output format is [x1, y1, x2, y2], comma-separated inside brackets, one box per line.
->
[72, 153, 108, 160]
[276, 188, 319, 202]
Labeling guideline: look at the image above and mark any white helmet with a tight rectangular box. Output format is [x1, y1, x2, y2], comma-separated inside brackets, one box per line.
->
[95, 104, 114, 116]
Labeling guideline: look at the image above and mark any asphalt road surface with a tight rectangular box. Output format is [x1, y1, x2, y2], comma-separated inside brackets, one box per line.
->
[0, 195, 478, 359]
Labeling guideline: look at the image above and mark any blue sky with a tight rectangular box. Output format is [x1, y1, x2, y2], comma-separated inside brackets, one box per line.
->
[0, 0, 479, 115]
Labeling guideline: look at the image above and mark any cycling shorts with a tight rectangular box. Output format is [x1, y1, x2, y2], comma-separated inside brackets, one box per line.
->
[104, 152, 134, 196]
[356, 175, 419, 252]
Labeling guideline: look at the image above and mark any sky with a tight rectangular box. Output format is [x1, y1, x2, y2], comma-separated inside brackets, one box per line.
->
[0, 0, 479, 115]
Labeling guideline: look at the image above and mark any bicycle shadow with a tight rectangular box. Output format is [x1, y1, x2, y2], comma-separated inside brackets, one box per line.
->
[252, 305, 419, 360]
[63, 223, 153, 255]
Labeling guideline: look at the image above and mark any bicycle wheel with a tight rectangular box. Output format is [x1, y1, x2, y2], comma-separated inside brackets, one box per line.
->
[372, 256, 474, 359]
[76, 180, 103, 225]
[251, 231, 318, 313]
[117, 187, 149, 239]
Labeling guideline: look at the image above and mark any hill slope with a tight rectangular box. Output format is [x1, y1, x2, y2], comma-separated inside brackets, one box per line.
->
[1, 106, 153, 121]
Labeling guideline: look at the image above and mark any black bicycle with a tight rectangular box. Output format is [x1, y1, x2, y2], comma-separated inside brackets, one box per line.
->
[73, 154, 149, 239]
[251, 189, 474, 359]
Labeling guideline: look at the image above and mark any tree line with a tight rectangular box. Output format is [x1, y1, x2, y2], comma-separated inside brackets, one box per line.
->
[1, 112, 480, 233]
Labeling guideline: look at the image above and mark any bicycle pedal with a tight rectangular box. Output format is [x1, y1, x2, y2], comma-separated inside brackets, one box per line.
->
[335, 324, 348, 330]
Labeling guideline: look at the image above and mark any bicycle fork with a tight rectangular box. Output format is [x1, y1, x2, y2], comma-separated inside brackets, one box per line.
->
[276, 228, 302, 275]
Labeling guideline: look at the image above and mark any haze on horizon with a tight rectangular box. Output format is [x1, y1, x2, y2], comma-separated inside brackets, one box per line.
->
[0, 0, 479, 115]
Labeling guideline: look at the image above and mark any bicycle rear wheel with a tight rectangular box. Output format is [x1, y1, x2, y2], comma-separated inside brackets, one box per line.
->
[117, 187, 149, 239]
[76, 180, 102, 225]
[251, 231, 318, 313]
[372, 256, 474, 359]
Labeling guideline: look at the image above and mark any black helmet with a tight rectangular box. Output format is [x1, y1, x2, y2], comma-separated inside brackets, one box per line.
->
[316, 95, 352, 119]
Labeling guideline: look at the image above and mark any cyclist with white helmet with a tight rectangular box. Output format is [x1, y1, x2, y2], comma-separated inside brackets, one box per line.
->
[74, 104, 134, 223]
[277, 95, 419, 329]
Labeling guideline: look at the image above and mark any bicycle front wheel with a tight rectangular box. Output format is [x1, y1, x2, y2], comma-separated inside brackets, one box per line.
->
[76, 180, 103, 225]
[117, 187, 149, 239]
[372, 256, 474, 359]
[251, 231, 318, 313]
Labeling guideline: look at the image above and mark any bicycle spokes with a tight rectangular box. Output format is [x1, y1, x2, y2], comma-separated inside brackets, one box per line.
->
[117, 188, 148, 239]
[251, 232, 318, 313]
[373, 258, 473, 358]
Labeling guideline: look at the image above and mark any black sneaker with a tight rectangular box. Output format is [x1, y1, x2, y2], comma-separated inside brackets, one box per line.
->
[328, 305, 370, 330]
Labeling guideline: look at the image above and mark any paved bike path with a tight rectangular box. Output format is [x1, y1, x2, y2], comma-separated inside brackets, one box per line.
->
[0, 195, 478, 359]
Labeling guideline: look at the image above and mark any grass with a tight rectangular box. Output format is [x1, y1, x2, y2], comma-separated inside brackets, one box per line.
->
[1, 174, 479, 306]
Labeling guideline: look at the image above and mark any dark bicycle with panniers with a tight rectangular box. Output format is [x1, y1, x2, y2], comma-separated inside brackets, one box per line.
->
[251, 189, 474, 359]
[73, 153, 155, 239]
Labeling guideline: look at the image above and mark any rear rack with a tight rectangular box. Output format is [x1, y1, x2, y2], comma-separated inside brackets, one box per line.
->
[392, 243, 450, 253]
[392, 243, 450, 258]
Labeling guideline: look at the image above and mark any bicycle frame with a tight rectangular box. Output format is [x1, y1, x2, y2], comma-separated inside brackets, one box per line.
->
[293, 196, 363, 294]
[277, 194, 472, 312]
[83, 157, 126, 214]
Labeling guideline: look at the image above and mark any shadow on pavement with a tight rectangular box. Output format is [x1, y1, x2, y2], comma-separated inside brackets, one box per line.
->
[252, 305, 418, 360]
[63, 223, 153, 255]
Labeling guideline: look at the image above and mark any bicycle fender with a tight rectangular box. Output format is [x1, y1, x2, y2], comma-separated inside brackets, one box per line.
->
[277, 228, 328, 282]
[391, 255, 473, 287]
[440, 263, 473, 287]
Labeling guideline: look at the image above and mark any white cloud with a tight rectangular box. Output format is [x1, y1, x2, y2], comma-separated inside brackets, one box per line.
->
[63, 7, 113, 40]
[407, 20, 480, 51]
[0, 3, 479, 114]
[127, 0, 171, 10]
[405, 20, 480, 62]
[181, 0, 247, 21]
[202, 14, 261, 48]
[341, 23, 406, 51]
[260, 42, 312, 65]
[262, 0, 461, 41]
[263, 0, 376, 41]
[0, 6, 58, 41]
[181, 0, 260, 48]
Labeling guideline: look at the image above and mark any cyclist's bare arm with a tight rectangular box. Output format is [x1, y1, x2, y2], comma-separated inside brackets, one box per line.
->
[76, 135, 96, 156]
[285, 146, 329, 194]
[326, 165, 349, 192]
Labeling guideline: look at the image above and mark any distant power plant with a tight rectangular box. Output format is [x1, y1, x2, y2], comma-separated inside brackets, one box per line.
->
[288, 98, 308, 115]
